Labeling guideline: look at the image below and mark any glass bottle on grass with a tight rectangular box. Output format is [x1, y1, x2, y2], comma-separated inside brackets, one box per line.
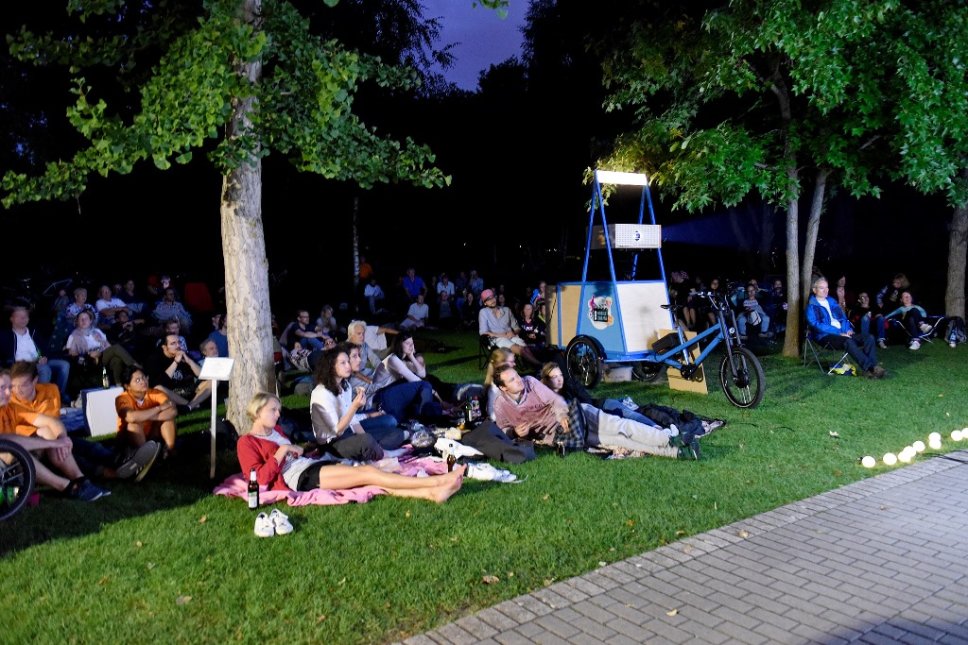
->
[247, 468, 259, 509]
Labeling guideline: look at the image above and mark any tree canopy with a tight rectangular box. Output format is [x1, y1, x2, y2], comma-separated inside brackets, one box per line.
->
[0, 0, 506, 426]
[592, 0, 968, 354]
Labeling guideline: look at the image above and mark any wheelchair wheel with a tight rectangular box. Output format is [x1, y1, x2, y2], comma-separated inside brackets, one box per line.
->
[565, 336, 605, 388]
[0, 438, 36, 522]
[719, 346, 766, 409]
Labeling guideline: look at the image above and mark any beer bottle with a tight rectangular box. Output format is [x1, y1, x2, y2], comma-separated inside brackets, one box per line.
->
[247, 468, 259, 509]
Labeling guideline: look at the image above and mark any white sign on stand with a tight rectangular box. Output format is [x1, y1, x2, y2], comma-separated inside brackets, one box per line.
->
[199, 357, 234, 479]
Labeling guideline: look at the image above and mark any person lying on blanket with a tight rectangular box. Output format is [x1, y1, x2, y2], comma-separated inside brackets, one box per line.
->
[237, 392, 465, 503]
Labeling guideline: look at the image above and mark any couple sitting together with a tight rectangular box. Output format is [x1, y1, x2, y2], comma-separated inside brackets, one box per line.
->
[484, 349, 725, 461]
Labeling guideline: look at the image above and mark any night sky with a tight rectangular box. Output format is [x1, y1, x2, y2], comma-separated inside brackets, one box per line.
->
[0, 3, 958, 317]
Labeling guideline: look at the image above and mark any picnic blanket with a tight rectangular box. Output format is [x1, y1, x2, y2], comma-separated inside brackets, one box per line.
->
[213, 455, 449, 507]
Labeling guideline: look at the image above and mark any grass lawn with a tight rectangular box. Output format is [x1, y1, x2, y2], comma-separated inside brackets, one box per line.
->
[2, 330, 967, 644]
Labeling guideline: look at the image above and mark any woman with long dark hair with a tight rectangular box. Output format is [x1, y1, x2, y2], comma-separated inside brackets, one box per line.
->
[309, 346, 405, 461]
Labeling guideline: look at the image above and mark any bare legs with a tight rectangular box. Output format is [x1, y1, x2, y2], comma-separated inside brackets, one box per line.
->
[316, 464, 465, 503]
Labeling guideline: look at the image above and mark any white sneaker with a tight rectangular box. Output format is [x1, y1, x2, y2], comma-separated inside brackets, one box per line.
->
[269, 508, 293, 535]
[950, 341, 957, 349]
[466, 462, 518, 483]
[254, 512, 274, 538]
[877, 339, 887, 350]
[909, 339, 921, 351]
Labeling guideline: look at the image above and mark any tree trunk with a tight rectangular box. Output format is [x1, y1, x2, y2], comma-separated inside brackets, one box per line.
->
[221, 0, 273, 430]
[221, 168, 274, 430]
[946, 201, 968, 319]
[782, 188, 801, 358]
[800, 169, 829, 302]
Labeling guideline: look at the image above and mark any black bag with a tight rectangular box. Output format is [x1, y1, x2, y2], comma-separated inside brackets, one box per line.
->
[461, 420, 536, 464]
[639, 403, 705, 438]
[278, 406, 315, 443]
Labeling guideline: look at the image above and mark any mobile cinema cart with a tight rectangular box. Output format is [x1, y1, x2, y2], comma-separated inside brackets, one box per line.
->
[546, 170, 707, 394]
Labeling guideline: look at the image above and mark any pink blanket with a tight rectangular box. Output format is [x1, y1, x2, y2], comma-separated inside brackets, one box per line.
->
[213, 456, 448, 507]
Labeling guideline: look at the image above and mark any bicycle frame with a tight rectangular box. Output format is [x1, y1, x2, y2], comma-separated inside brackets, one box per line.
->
[643, 293, 744, 376]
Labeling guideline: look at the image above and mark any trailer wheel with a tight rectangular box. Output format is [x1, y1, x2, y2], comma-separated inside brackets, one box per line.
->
[565, 336, 605, 388]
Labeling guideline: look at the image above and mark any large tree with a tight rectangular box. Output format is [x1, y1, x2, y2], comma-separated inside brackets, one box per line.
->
[592, 0, 966, 357]
[880, 1, 968, 318]
[1, 0, 503, 426]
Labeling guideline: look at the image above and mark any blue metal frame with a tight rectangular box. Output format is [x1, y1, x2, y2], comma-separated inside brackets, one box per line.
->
[579, 170, 678, 343]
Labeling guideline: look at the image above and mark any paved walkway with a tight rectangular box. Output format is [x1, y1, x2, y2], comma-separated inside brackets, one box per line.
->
[401, 451, 968, 644]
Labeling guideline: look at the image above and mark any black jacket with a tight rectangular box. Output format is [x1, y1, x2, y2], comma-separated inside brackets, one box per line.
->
[0, 327, 51, 367]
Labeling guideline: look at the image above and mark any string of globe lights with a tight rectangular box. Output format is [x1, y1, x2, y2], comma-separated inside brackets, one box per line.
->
[860, 429, 967, 469]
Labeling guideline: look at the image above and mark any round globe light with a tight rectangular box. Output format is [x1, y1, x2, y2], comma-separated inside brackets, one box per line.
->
[929, 432, 942, 443]
[952, 430, 963, 442]
[883, 453, 898, 466]
[898, 451, 913, 464]
[913, 440, 926, 453]
[861, 456, 876, 468]
[929, 437, 943, 450]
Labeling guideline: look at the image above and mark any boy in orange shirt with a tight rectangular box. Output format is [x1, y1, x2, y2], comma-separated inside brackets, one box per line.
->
[115, 366, 179, 456]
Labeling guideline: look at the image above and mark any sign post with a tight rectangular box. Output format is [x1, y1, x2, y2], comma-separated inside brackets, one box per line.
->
[199, 357, 234, 479]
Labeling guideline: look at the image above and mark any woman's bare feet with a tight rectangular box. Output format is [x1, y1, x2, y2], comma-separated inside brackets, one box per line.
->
[431, 464, 466, 503]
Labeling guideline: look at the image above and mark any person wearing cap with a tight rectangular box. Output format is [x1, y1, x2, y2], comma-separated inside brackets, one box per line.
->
[478, 288, 543, 367]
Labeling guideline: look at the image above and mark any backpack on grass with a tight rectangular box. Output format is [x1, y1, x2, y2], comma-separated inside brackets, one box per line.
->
[945, 316, 966, 345]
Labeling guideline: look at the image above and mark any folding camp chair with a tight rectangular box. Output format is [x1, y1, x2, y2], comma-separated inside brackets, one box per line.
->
[478, 335, 496, 370]
[802, 331, 851, 375]
[888, 314, 945, 347]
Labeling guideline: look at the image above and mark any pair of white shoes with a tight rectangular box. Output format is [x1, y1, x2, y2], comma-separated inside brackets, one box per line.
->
[254, 509, 293, 538]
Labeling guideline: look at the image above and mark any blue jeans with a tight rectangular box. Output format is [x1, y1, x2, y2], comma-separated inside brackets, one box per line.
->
[737, 309, 770, 335]
[297, 337, 325, 351]
[600, 399, 663, 429]
[819, 332, 878, 372]
[373, 381, 439, 423]
[72, 438, 118, 478]
[39, 359, 70, 401]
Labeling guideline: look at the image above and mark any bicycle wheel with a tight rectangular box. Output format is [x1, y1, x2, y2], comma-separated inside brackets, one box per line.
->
[632, 362, 664, 382]
[0, 438, 36, 522]
[565, 336, 604, 388]
[719, 346, 766, 409]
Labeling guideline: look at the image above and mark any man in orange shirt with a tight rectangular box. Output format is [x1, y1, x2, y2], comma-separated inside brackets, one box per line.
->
[0, 367, 109, 501]
[115, 366, 179, 456]
[10, 361, 159, 482]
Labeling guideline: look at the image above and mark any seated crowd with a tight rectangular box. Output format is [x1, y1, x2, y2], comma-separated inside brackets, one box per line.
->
[0, 262, 956, 509]
[668, 268, 955, 353]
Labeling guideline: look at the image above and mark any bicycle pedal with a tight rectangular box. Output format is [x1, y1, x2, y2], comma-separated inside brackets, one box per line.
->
[679, 365, 699, 380]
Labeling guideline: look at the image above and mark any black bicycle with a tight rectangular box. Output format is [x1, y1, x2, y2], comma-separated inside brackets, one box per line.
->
[0, 438, 36, 521]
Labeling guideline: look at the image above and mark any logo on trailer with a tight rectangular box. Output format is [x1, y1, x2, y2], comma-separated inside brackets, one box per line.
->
[587, 296, 614, 330]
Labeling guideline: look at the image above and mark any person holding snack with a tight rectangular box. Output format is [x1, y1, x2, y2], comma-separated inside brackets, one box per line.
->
[309, 346, 406, 461]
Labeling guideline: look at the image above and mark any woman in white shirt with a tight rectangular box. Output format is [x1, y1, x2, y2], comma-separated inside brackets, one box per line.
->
[64, 310, 139, 398]
[309, 346, 404, 461]
[384, 332, 483, 408]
